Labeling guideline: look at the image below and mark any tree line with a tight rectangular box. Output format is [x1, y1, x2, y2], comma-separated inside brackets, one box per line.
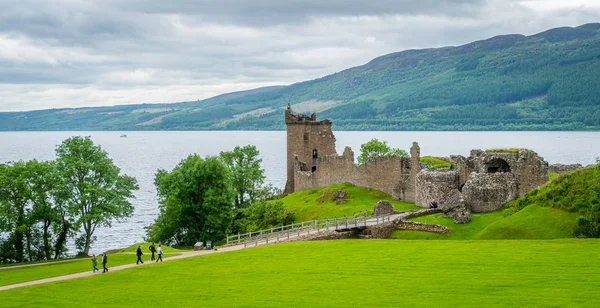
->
[0, 138, 295, 264]
[0, 137, 138, 263]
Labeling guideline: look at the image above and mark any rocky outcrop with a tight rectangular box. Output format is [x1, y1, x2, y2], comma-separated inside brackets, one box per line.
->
[371, 200, 395, 217]
[331, 190, 347, 200]
[415, 170, 459, 208]
[462, 173, 518, 212]
[549, 163, 583, 174]
[442, 190, 471, 224]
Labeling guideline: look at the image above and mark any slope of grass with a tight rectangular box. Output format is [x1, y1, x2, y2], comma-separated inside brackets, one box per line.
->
[421, 156, 452, 169]
[281, 183, 420, 221]
[389, 210, 507, 240]
[475, 205, 579, 239]
[505, 166, 599, 214]
[0, 257, 86, 269]
[2, 240, 600, 307]
[390, 204, 579, 240]
[0, 253, 176, 287]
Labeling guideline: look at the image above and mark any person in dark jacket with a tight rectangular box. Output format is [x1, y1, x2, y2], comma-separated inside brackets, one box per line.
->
[102, 253, 108, 273]
[136, 245, 144, 264]
[91, 254, 99, 273]
[149, 242, 156, 261]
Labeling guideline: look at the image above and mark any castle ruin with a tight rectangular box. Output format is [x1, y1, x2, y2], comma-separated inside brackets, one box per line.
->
[284, 107, 549, 213]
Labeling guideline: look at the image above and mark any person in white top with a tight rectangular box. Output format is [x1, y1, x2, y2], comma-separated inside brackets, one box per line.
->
[156, 244, 163, 262]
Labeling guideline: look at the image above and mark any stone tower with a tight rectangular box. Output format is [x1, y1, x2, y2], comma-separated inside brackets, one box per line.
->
[405, 141, 421, 202]
[284, 105, 337, 193]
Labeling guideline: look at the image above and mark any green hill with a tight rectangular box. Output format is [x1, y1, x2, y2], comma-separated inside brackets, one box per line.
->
[2, 23, 600, 131]
[280, 183, 419, 222]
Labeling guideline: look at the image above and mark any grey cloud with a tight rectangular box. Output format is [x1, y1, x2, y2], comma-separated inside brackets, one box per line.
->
[0, 0, 599, 111]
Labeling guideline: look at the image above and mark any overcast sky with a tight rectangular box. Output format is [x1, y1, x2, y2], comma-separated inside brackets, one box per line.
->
[0, 0, 599, 112]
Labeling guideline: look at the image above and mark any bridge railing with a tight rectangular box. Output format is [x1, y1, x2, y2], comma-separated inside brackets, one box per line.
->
[226, 210, 371, 246]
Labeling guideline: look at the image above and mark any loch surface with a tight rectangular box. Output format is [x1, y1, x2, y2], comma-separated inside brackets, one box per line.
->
[1, 130, 598, 253]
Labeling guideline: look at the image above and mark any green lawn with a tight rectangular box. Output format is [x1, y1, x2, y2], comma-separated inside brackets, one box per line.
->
[281, 183, 420, 221]
[0, 253, 176, 287]
[0, 257, 86, 269]
[390, 205, 579, 240]
[119, 242, 191, 253]
[1, 240, 599, 307]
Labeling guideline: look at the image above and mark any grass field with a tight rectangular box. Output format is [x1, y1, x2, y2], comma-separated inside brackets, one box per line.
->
[0, 257, 86, 269]
[119, 242, 191, 253]
[390, 205, 580, 240]
[281, 183, 420, 221]
[0, 252, 176, 287]
[1, 240, 599, 307]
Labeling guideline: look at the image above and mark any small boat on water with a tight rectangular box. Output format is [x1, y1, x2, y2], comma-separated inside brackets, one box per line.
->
[120, 134, 128, 138]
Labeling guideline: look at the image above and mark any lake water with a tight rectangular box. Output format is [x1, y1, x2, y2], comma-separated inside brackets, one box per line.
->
[1, 131, 599, 253]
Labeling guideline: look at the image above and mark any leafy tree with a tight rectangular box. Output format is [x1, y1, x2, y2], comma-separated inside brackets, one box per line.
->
[219, 145, 265, 209]
[357, 138, 408, 164]
[149, 155, 234, 246]
[55, 136, 138, 255]
[25, 160, 60, 260]
[233, 200, 295, 234]
[0, 162, 30, 262]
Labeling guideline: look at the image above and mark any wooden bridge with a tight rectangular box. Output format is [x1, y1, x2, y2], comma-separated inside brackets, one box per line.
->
[225, 210, 403, 248]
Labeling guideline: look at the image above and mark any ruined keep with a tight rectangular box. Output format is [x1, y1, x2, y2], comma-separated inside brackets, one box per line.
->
[285, 105, 419, 201]
[415, 149, 548, 212]
[284, 108, 549, 213]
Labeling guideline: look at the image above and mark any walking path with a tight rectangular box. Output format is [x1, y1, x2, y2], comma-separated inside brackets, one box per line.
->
[0, 244, 246, 292]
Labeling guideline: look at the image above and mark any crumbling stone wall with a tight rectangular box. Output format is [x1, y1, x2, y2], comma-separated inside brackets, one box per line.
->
[468, 149, 548, 197]
[415, 170, 459, 208]
[549, 163, 584, 174]
[462, 173, 518, 212]
[292, 144, 417, 201]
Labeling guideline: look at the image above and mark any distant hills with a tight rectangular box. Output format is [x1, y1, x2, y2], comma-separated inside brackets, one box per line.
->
[1, 23, 600, 131]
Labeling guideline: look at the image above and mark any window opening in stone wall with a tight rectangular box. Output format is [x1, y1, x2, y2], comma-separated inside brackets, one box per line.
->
[486, 158, 510, 173]
[304, 132, 309, 142]
[312, 149, 318, 159]
[312, 166, 317, 173]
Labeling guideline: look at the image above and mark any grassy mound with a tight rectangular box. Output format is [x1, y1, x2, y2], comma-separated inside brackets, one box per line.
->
[420, 156, 452, 169]
[475, 205, 579, 239]
[390, 205, 580, 240]
[505, 166, 599, 214]
[280, 183, 419, 221]
[3, 240, 600, 307]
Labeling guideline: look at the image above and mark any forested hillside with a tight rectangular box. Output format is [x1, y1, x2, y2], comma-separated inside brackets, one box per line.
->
[2, 23, 600, 131]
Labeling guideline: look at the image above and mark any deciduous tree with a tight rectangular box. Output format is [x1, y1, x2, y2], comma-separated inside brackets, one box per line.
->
[357, 138, 408, 164]
[219, 145, 265, 209]
[55, 136, 138, 255]
[149, 155, 233, 246]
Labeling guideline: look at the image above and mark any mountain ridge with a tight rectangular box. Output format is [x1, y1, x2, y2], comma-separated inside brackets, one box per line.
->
[1, 23, 600, 131]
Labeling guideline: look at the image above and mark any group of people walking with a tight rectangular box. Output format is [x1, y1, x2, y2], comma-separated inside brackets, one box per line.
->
[137, 242, 163, 263]
[91, 252, 108, 273]
[91, 242, 163, 273]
